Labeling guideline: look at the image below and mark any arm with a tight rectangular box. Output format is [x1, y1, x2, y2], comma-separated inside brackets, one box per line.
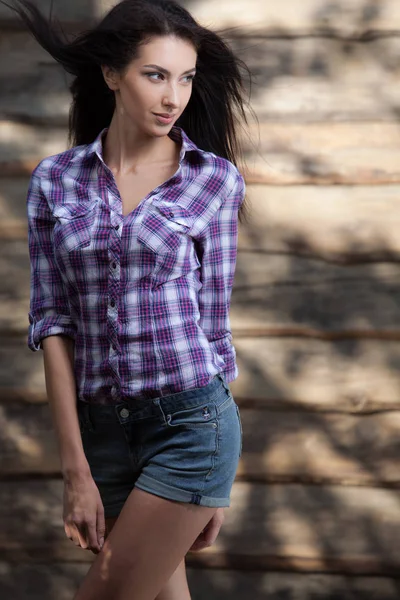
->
[27, 165, 89, 480]
[195, 171, 246, 382]
[42, 335, 91, 481]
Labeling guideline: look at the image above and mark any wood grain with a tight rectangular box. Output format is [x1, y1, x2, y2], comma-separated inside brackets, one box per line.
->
[1, 0, 400, 35]
[1, 479, 400, 575]
[3, 178, 400, 264]
[1, 34, 400, 123]
[242, 122, 400, 184]
[3, 121, 400, 184]
[231, 337, 400, 413]
[3, 335, 400, 412]
[4, 238, 400, 335]
[240, 185, 400, 263]
[0, 563, 399, 600]
[1, 401, 400, 488]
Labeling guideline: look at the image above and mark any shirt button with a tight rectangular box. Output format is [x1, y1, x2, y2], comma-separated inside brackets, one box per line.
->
[110, 299, 116, 307]
[120, 408, 130, 418]
[112, 262, 117, 269]
[114, 224, 120, 230]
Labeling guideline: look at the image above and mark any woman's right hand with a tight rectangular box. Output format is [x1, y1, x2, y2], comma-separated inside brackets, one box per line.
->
[63, 473, 105, 555]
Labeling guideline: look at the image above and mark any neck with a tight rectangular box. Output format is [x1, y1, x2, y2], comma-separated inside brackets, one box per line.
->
[102, 109, 177, 175]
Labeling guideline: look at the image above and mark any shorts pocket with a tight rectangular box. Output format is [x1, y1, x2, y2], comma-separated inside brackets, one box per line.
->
[164, 402, 218, 428]
[234, 404, 243, 457]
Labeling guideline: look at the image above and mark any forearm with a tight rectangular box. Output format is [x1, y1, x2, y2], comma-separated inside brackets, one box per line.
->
[42, 335, 91, 481]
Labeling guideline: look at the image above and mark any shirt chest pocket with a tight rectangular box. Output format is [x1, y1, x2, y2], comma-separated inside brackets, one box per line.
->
[137, 205, 192, 254]
[136, 204, 200, 281]
[52, 200, 97, 253]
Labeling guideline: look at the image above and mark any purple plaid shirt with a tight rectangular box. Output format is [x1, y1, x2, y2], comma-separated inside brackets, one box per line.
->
[27, 125, 245, 403]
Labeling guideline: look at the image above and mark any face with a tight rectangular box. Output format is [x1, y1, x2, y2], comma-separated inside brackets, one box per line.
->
[102, 35, 197, 136]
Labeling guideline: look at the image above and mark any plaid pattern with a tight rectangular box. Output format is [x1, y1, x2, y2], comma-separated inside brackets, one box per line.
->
[27, 125, 245, 403]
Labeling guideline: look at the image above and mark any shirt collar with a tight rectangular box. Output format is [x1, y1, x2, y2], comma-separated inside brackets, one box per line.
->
[71, 124, 199, 165]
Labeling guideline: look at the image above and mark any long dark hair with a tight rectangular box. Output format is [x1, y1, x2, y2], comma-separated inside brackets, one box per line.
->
[3, 0, 253, 222]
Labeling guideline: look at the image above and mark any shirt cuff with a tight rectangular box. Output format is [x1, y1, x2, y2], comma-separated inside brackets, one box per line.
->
[28, 313, 77, 351]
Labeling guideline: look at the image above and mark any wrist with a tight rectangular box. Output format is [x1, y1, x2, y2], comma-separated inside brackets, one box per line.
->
[61, 460, 92, 484]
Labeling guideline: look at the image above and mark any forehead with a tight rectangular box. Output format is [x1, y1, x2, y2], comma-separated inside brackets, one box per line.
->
[136, 35, 197, 65]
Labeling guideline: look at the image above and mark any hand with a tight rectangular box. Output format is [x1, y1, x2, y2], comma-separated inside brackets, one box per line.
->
[63, 473, 105, 555]
[189, 507, 225, 552]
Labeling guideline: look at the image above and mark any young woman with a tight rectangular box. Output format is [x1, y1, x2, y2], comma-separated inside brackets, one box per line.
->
[8, 0, 252, 598]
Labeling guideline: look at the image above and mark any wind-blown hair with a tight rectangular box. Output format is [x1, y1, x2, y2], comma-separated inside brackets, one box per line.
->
[3, 0, 254, 222]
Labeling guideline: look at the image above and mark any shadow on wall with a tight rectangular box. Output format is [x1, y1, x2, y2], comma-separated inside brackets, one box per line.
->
[1, 1, 400, 599]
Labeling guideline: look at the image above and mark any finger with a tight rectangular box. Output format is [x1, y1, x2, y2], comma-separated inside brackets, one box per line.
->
[64, 522, 71, 540]
[65, 521, 81, 546]
[203, 521, 222, 546]
[96, 505, 106, 549]
[70, 525, 84, 547]
[85, 518, 99, 551]
[76, 522, 89, 549]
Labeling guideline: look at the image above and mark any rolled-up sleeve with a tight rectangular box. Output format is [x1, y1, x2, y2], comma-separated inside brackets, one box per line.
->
[195, 171, 246, 382]
[27, 165, 77, 351]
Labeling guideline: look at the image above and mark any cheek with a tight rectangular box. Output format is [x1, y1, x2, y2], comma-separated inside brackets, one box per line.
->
[120, 81, 150, 113]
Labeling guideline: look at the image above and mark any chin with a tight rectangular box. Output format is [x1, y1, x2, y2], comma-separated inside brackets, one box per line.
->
[150, 123, 174, 137]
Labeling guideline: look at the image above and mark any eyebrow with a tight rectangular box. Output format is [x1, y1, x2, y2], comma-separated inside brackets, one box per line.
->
[142, 64, 196, 75]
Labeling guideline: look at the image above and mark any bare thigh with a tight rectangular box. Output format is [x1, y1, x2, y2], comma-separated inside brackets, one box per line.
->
[74, 487, 215, 600]
[103, 515, 191, 600]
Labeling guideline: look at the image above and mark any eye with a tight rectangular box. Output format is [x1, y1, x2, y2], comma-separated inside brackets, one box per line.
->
[183, 74, 195, 83]
[145, 72, 164, 81]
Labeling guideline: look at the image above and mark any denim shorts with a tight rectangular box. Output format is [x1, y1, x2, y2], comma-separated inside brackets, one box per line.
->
[77, 373, 243, 518]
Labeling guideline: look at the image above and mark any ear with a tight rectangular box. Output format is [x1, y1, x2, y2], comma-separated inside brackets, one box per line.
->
[101, 65, 120, 91]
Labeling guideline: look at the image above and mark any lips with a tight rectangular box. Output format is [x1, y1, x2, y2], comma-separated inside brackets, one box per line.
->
[154, 113, 176, 118]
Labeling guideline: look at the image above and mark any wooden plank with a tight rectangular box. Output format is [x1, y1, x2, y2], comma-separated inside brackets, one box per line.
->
[0, 402, 61, 476]
[0, 0, 100, 24]
[2, 401, 400, 488]
[187, 570, 400, 599]
[1, 34, 400, 123]
[1, 480, 400, 575]
[5, 238, 400, 335]
[192, 0, 400, 36]
[240, 185, 400, 264]
[3, 121, 400, 184]
[232, 253, 400, 334]
[1, 0, 400, 35]
[1, 563, 399, 600]
[242, 122, 400, 184]
[4, 182, 400, 263]
[0, 122, 67, 174]
[3, 335, 400, 413]
[0, 562, 87, 600]
[235, 410, 400, 487]
[230, 337, 400, 413]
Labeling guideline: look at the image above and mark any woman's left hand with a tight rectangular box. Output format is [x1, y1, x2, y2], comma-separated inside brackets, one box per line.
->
[188, 507, 225, 552]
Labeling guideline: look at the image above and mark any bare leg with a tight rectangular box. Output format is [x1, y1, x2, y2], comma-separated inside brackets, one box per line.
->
[103, 516, 191, 600]
[74, 487, 214, 600]
[154, 559, 191, 600]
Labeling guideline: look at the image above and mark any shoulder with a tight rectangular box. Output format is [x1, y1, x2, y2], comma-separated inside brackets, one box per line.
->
[194, 149, 243, 198]
[31, 144, 88, 182]
[184, 152, 245, 237]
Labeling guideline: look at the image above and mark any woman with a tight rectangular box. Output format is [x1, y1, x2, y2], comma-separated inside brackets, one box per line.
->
[9, 0, 252, 598]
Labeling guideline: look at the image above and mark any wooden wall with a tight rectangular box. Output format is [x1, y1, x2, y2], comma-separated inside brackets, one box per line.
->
[1, 1, 400, 598]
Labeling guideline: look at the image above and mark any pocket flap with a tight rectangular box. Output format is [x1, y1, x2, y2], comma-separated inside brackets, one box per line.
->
[53, 199, 97, 220]
[156, 204, 193, 229]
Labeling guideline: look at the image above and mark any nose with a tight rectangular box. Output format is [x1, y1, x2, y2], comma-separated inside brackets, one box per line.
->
[162, 82, 179, 109]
